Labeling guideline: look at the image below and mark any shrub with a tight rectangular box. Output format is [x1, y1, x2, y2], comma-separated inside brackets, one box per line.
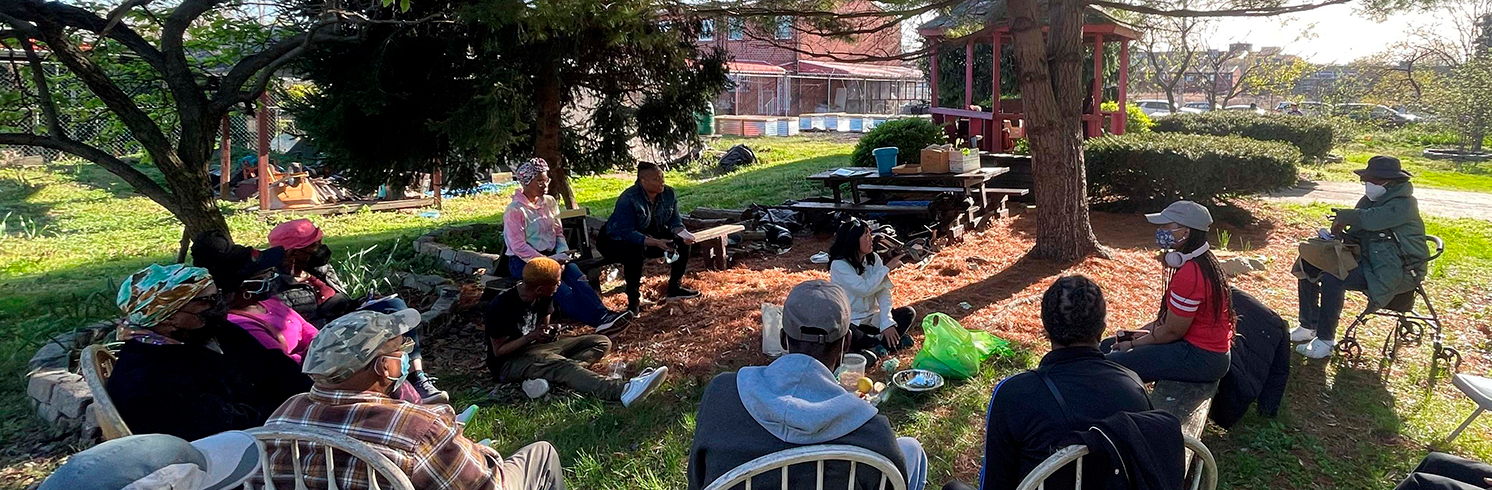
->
[1085, 133, 1300, 205]
[1152, 111, 1334, 160]
[851, 118, 946, 167]
[1100, 101, 1153, 134]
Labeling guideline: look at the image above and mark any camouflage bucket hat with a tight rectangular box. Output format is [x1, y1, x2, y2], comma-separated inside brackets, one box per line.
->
[302, 309, 422, 382]
[117, 264, 214, 330]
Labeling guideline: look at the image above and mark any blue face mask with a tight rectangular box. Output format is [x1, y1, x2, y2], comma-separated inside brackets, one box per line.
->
[383, 352, 410, 383]
[1155, 228, 1178, 250]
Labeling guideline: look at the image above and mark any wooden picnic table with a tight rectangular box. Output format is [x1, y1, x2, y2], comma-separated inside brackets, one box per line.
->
[806, 166, 1010, 214]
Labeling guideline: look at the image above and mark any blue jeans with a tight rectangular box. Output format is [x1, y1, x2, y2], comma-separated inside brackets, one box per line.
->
[1298, 262, 1368, 341]
[508, 257, 609, 326]
[899, 437, 928, 490]
[361, 297, 423, 361]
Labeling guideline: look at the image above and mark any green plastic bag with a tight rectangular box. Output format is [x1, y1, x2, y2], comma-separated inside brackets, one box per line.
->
[911, 313, 1010, 379]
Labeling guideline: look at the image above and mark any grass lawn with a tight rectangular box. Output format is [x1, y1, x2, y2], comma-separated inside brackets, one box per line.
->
[3, 134, 1491, 490]
[1303, 132, 1492, 194]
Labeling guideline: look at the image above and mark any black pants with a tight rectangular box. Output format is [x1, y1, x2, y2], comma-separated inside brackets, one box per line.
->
[851, 306, 918, 352]
[597, 229, 691, 307]
[1394, 453, 1492, 490]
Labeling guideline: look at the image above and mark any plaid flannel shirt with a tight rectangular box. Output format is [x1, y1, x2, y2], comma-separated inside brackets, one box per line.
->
[256, 386, 505, 490]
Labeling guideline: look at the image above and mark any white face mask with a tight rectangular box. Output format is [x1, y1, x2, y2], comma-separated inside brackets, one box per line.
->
[1364, 182, 1388, 201]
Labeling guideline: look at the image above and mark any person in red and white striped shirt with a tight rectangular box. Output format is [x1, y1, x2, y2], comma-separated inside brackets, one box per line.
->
[1103, 201, 1236, 384]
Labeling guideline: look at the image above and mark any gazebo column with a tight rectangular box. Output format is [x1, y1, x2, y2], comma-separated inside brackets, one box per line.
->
[930, 37, 940, 109]
[992, 34, 1006, 152]
[963, 39, 974, 109]
[1114, 38, 1129, 134]
[1090, 35, 1104, 138]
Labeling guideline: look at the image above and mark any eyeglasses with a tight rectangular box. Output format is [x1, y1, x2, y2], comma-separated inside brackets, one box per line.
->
[399, 338, 415, 354]
[240, 272, 281, 295]
[188, 292, 223, 306]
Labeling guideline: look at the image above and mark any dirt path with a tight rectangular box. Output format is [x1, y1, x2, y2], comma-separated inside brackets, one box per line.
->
[1268, 180, 1492, 221]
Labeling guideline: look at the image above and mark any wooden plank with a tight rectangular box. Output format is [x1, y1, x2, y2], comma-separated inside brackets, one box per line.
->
[1149, 380, 1217, 439]
[807, 166, 1008, 182]
[557, 207, 589, 220]
[691, 224, 746, 241]
[257, 198, 435, 216]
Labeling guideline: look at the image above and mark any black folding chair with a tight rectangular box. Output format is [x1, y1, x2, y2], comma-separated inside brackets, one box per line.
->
[1335, 235, 1461, 383]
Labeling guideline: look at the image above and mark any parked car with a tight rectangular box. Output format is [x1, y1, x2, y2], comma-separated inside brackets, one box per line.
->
[1334, 103, 1419, 126]
[1224, 105, 1269, 115]
[1184, 102, 1218, 112]
[1135, 99, 1176, 117]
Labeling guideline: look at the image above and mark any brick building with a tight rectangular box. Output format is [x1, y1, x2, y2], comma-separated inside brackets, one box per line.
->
[693, 1, 929, 116]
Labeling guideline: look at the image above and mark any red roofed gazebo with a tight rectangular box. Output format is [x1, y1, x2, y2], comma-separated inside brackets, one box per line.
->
[918, 2, 1141, 152]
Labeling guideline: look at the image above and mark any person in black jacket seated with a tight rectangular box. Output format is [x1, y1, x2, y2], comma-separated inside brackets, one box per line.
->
[948, 275, 1152, 490]
[1394, 452, 1492, 490]
[687, 280, 927, 490]
[107, 263, 311, 441]
[599, 162, 700, 315]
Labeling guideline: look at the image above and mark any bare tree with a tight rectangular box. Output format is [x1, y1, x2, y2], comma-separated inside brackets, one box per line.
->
[1136, 6, 1213, 112]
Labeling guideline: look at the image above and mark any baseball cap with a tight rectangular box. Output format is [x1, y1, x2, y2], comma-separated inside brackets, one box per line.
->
[1145, 200, 1213, 231]
[782, 280, 851, 343]
[38, 431, 258, 490]
[302, 308, 422, 381]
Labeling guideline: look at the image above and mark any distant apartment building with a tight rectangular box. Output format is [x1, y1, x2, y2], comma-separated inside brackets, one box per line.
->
[693, 0, 929, 116]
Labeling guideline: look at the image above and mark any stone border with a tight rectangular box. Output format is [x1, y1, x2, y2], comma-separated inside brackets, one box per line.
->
[414, 223, 506, 276]
[27, 323, 113, 440]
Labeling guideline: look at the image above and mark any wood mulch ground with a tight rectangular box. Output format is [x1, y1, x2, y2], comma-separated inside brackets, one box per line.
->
[422, 199, 1488, 384]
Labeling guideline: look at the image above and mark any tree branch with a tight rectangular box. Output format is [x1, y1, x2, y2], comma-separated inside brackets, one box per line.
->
[0, 133, 174, 203]
[1089, 0, 1356, 17]
[16, 37, 62, 137]
[0, 0, 166, 72]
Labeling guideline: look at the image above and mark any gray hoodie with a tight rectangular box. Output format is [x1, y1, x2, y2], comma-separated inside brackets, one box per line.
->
[687, 354, 907, 490]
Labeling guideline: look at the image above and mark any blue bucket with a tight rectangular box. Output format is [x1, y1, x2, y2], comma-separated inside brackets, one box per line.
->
[872, 147, 899, 176]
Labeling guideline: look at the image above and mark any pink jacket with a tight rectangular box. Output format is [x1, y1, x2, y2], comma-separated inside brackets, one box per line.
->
[228, 297, 320, 364]
[503, 189, 568, 260]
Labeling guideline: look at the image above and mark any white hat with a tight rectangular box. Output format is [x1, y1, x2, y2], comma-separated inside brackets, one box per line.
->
[38, 431, 259, 490]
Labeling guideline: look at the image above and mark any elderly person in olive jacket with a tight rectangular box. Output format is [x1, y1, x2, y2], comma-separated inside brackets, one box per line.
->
[1292, 155, 1430, 359]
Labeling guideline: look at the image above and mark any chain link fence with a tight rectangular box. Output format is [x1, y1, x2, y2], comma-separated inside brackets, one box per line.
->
[1, 62, 297, 166]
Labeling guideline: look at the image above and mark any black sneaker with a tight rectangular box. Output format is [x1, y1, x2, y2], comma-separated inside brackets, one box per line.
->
[411, 371, 449, 405]
[596, 310, 633, 335]
[666, 286, 701, 300]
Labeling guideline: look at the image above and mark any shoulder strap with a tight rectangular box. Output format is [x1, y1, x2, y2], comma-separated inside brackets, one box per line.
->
[1035, 368, 1075, 426]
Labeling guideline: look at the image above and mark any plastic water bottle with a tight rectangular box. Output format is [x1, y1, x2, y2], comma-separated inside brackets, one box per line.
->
[608, 360, 628, 380]
[418, 210, 440, 219]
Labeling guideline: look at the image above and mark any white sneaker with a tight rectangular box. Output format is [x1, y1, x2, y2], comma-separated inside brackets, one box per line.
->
[1289, 326, 1318, 343]
[522, 379, 550, 399]
[620, 366, 668, 407]
[1296, 338, 1335, 359]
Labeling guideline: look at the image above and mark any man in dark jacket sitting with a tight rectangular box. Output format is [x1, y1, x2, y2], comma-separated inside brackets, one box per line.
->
[107, 264, 312, 441]
[955, 275, 1153, 490]
[599, 162, 700, 314]
[687, 280, 926, 490]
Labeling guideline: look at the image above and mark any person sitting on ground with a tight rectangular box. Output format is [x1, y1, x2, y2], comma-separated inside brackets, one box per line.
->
[503, 158, 630, 333]
[828, 218, 918, 357]
[269, 218, 448, 403]
[1393, 452, 1492, 490]
[107, 264, 311, 441]
[37, 431, 260, 490]
[947, 275, 1152, 490]
[262, 309, 566, 490]
[484, 257, 669, 404]
[191, 231, 318, 364]
[1291, 155, 1429, 359]
[1104, 200, 1235, 384]
[599, 161, 699, 315]
[687, 280, 927, 490]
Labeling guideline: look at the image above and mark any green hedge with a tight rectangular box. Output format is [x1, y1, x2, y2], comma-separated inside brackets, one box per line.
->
[1152, 111, 1333, 160]
[1086, 133, 1300, 204]
[1100, 101, 1153, 134]
[851, 118, 946, 167]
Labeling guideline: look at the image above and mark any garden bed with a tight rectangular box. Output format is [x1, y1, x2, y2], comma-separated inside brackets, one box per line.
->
[414, 223, 507, 276]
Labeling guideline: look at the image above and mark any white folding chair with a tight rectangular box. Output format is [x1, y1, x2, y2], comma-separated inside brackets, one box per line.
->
[79, 344, 132, 441]
[703, 444, 907, 490]
[245, 425, 414, 490]
[1014, 436, 1217, 490]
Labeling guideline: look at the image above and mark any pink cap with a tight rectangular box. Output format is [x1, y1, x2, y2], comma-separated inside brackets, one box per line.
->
[268, 219, 323, 250]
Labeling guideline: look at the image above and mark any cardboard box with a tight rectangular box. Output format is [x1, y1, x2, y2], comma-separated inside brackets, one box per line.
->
[920, 145, 951, 173]
[949, 149, 981, 173]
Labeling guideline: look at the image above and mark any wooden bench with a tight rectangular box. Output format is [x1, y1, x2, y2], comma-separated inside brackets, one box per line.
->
[1149, 380, 1218, 440]
[857, 184, 1030, 197]
[692, 224, 746, 269]
[788, 201, 932, 215]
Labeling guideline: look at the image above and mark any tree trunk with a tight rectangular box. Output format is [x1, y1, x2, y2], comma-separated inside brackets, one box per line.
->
[534, 56, 577, 209]
[1472, 116, 1486, 153]
[1007, 0, 1102, 262]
